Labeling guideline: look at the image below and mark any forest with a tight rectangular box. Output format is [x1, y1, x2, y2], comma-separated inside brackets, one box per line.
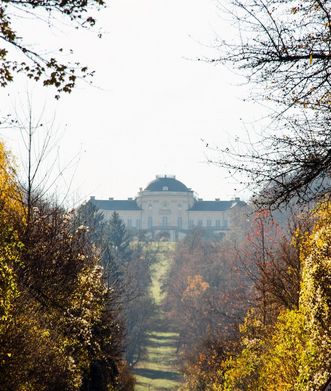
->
[165, 205, 330, 390]
[0, 0, 331, 390]
[0, 140, 330, 390]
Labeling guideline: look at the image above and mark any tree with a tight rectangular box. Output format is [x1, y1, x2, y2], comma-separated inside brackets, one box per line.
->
[165, 230, 252, 370]
[73, 203, 133, 384]
[75, 204, 156, 367]
[240, 210, 307, 325]
[0, 139, 134, 390]
[192, 201, 330, 391]
[74, 200, 106, 248]
[0, 197, 133, 390]
[104, 214, 157, 365]
[216, 0, 331, 110]
[123, 242, 157, 365]
[0, 142, 23, 360]
[0, 0, 105, 97]
[296, 201, 331, 389]
[209, 0, 331, 209]
[108, 211, 131, 262]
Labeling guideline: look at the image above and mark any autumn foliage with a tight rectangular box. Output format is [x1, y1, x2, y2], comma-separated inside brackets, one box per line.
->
[175, 204, 331, 390]
[0, 142, 134, 390]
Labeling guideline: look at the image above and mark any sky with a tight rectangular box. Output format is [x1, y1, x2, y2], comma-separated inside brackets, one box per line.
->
[0, 0, 267, 205]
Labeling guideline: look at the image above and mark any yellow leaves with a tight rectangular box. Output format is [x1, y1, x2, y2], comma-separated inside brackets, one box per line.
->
[292, 201, 331, 389]
[0, 142, 25, 333]
[259, 310, 306, 389]
[210, 203, 331, 390]
[0, 141, 128, 389]
[0, 142, 25, 222]
[314, 229, 328, 250]
[216, 310, 307, 391]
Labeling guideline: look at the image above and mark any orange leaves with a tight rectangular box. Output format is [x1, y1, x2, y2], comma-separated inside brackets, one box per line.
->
[183, 274, 210, 299]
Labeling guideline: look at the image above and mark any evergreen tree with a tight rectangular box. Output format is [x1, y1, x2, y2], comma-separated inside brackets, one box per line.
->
[107, 211, 131, 263]
[74, 201, 105, 246]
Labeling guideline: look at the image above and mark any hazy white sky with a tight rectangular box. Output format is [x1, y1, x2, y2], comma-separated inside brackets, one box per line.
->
[0, 0, 266, 205]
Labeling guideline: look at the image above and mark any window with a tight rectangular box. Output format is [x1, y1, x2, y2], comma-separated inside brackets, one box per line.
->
[162, 216, 168, 227]
[148, 217, 153, 228]
[198, 220, 203, 226]
[127, 219, 132, 228]
[223, 219, 228, 228]
[216, 219, 221, 227]
[189, 220, 194, 228]
[136, 219, 141, 229]
[177, 217, 182, 228]
[207, 219, 211, 227]
[162, 186, 168, 191]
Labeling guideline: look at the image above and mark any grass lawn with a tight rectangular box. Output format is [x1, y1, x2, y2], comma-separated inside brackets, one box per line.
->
[134, 330, 182, 391]
[134, 242, 182, 390]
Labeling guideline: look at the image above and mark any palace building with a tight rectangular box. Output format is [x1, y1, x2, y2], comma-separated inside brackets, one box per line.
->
[90, 175, 247, 241]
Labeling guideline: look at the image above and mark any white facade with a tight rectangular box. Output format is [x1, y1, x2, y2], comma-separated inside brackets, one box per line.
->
[91, 175, 247, 241]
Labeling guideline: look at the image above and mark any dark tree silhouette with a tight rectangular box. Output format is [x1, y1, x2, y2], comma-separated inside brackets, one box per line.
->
[108, 211, 132, 263]
[209, 0, 331, 209]
[0, 0, 105, 97]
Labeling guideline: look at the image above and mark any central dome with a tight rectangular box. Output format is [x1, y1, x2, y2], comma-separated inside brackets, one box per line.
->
[145, 175, 190, 192]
